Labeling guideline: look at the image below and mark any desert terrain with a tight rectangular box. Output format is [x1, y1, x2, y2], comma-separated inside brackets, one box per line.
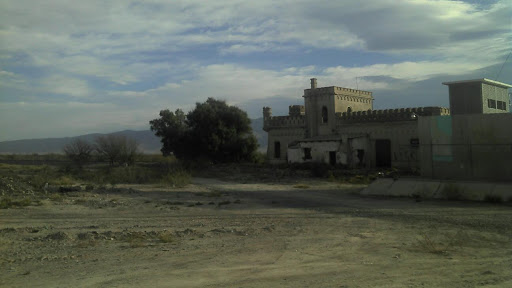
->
[1, 171, 512, 287]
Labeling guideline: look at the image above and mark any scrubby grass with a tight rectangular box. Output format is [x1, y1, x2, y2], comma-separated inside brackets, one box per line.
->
[197, 191, 223, 197]
[0, 153, 67, 162]
[293, 183, 310, 189]
[1, 154, 191, 189]
[75, 239, 98, 248]
[123, 232, 147, 248]
[0, 197, 33, 209]
[416, 230, 464, 254]
[158, 231, 175, 243]
[160, 169, 191, 188]
[48, 193, 64, 202]
[484, 193, 503, 203]
[442, 183, 463, 200]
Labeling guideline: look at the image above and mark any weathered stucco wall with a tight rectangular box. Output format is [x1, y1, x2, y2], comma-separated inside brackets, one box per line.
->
[266, 128, 305, 164]
[287, 120, 420, 169]
[333, 92, 373, 114]
[337, 121, 419, 169]
[288, 141, 344, 165]
[419, 114, 512, 181]
[304, 93, 335, 137]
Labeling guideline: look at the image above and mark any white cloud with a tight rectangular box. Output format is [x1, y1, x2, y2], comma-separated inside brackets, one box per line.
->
[1, 0, 510, 141]
[2, 0, 508, 59]
[39, 75, 91, 97]
[104, 59, 483, 110]
[1, 1, 509, 90]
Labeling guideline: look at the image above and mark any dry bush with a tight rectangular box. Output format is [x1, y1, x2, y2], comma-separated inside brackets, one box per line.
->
[158, 231, 175, 243]
[293, 183, 310, 189]
[63, 138, 94, 168]
[416, 230, 464, 254]
[442, 183, 463, 200]
[75, 239, 98, 248]
[95, 134, 140, 166]
[197, 191, 223, 197]
[0, 197, 32, 209]
[48, 193, 64, 202]
[484, 193, 503, 203]
[124, 232, 147, 248]
[160, 169, 191, 188]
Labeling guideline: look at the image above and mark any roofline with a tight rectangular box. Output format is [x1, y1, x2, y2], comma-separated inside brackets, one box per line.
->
[442, 78, 512, 88]
[304, 86, 373, 94]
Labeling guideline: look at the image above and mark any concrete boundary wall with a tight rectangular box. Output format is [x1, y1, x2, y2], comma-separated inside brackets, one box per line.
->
[361, 178, 512, 202]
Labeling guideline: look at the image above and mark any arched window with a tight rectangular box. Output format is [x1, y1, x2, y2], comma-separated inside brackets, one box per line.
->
[347, 107, 352, 113]
[321, 106, 328, 123]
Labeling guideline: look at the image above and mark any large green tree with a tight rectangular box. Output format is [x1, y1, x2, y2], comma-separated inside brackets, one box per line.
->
[150, 98, 258, 162]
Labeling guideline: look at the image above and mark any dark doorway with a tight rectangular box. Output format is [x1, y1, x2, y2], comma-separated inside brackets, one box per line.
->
[274, 141, 281, 158]
[375, 139, 391, 167]
[329, 151, 336, 165]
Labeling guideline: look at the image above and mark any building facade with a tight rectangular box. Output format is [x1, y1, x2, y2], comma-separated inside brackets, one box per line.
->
[443, 78, 511, 115]
[263, 78, 510, 172]
[263, 79, 449, 169]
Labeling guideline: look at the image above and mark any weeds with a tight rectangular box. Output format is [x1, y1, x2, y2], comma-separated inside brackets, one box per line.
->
[442, 183, 463, 200]
[158, 231, 175, 243]
[197, 191, 223, 197]
[75, 239, 98, 248]
[124, 232, 147, 248]
[160, 169, 191, 188]
[310, 163, 330, 178]
[0, 197, 32, 209]
[293, 183, 310, 189]
[48, 193, 64, 202]
[346, 175, 373, 184]
[416, 230, 464, 254]
[166, 201, 184, 205]
[484, 193, 503, 203]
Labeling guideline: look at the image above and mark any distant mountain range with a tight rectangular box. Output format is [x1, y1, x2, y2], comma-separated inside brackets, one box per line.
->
[0, 118, 267, 154]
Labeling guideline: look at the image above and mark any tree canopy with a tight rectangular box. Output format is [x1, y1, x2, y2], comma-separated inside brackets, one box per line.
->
[150, 98, 258, 162]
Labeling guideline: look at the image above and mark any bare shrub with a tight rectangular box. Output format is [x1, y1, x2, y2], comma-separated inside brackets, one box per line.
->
[0, 197, 32, 209]
[158, 231, 175, 243]
[95, 134, 140, 166]
[442, 183, 463, 200]
[63, 138, 94, 168]
[416, 230, 464, 254]
[293, 183, 310, 189]
[484, 193, 503, 203]
[160, 169, 191, 188]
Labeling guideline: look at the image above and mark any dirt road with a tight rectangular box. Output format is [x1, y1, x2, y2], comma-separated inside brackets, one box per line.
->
[1, 178, 511, 287]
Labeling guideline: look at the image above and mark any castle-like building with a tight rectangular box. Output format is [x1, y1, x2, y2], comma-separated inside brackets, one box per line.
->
[263, 78, 511, 173]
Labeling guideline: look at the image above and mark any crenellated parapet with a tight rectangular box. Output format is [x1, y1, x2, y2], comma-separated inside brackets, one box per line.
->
[263, 115, 306, 132]
[304, 86, 373, 98]
[333, 86, 372, 96]
[289, 105, 305, 116]
[336, 106, 450, 124]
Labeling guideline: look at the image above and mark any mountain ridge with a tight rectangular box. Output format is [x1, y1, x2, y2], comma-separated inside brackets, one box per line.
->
[0, 118, 267, 154]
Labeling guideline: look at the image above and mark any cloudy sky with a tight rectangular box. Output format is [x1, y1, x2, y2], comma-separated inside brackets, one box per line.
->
[1, 0, 511, 141]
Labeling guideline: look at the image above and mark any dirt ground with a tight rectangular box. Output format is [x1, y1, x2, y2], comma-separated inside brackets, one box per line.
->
[1, 177, 512, 287]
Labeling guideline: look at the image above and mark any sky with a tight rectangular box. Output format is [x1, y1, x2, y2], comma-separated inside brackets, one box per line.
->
[0, 0, 511, 141]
